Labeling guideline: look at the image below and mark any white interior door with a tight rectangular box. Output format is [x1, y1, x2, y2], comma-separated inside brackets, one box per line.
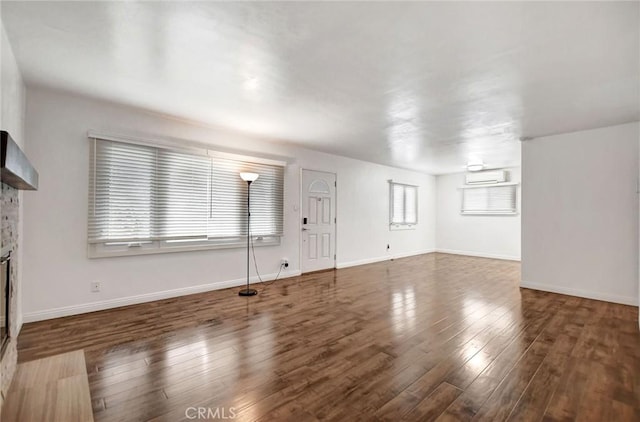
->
[301, 170, 336, 273]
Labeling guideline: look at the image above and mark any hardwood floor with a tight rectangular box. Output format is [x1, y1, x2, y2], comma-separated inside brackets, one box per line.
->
[15, 253, 640, 421]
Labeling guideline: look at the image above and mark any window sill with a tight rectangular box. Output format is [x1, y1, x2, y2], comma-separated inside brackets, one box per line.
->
[88, 237, 281, 258]
[389, 224, 417, 231]
[460, 211, 518, 216]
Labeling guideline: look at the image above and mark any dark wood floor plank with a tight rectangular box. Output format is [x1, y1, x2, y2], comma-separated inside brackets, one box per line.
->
[13, 253, 639, 422]
[469, 294, 577, 422]
[436, 295, 565, 421]
[506, 297, 587, 421]
[403, 382, 463, 421]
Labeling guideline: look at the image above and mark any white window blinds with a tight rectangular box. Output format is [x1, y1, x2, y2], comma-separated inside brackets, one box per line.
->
[210, 155, 284, 239]
[391, 184, 405, 224]
[88, 137, 284, 250]
[389, 182, 418, 226]
[461, 184, 517, 215]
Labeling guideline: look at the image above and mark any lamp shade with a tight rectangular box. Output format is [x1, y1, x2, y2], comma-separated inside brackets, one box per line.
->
[240, 172, 259, 182]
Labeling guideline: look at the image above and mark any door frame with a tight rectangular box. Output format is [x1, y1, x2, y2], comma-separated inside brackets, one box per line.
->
[299, 168, 338, 274]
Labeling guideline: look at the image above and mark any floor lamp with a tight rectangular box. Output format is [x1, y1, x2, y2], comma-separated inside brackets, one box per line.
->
[239, 172, 259, 296]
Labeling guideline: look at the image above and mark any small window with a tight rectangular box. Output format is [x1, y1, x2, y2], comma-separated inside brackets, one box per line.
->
[389, 182, 418, 230]
[461, 184, 517, 215]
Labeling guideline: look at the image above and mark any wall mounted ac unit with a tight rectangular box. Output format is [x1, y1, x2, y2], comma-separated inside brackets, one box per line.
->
[465, 170, 508, 184]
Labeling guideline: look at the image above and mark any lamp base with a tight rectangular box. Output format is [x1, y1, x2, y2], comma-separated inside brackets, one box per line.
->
[238, 288, 258, 296]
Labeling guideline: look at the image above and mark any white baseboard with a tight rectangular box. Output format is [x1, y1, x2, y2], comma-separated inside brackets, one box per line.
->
[435, 248, 521, 261]
[520, 280, 638, 306]
[23, 270, 302, 323]
[336, 249, 436, 269]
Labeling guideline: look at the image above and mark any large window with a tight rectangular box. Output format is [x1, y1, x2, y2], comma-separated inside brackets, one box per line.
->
[461, 184, 517, 215]
[88, 136, 284, 257]
[389, 181, 418, 230]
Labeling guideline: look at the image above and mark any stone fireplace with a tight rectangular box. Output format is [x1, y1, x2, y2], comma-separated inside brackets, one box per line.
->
[0, 130, 37, 411]
[0, 182, 19, 406]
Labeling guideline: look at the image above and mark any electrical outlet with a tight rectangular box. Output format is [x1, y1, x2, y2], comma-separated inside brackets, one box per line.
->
[91, 281, 101, 293]
[281, 259, 289, 268]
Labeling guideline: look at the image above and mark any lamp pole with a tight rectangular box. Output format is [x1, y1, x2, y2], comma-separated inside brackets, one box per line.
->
[239, 172, 259, 296]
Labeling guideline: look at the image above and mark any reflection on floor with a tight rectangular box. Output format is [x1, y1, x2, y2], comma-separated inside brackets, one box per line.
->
[2, 349, 93, 421]
[15, 253, 640, 421]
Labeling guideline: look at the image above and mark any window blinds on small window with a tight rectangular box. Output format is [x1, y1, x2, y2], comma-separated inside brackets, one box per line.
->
[461, 184, 517, 215]
[404, 185, 417, 224]
[88, 138, 284, 247]
[391, 184, 405, 224]
[389, 182, 418, 226]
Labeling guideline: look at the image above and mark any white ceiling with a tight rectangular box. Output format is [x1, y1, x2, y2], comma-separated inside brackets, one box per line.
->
[2, 1, 639, 174]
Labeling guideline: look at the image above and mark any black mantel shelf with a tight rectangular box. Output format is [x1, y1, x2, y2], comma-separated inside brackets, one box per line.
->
[1, 131, 38, 190]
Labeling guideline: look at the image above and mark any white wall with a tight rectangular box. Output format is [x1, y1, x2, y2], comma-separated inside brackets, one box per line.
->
[22, 86, 436, 322]
[1, 19, 26, 331]
[1, 25, 24, 144]
[435, 167, 521, 261]
[522, 122, 639, 306]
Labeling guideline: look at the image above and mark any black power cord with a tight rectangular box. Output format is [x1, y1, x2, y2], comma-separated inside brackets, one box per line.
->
[249, 229, 285, 293]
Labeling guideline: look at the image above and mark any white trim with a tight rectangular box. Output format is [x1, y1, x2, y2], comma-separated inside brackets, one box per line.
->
[459, 182, 519, 189]
[88, 130, 208, 156]
[207, 150, 286, 167]
[520, 280, 639, 306]
[300, 169, 338, 273]
[435, 249, 521, 261]
[336, 249, 435, 269]
[23, 270, 301, 323]
[387, 179, 419, 188]
[88, 237, 280, 259]
[389, 224, 416, 231]
[460, 211, 519, 216]
[87, 130, 292, 165]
